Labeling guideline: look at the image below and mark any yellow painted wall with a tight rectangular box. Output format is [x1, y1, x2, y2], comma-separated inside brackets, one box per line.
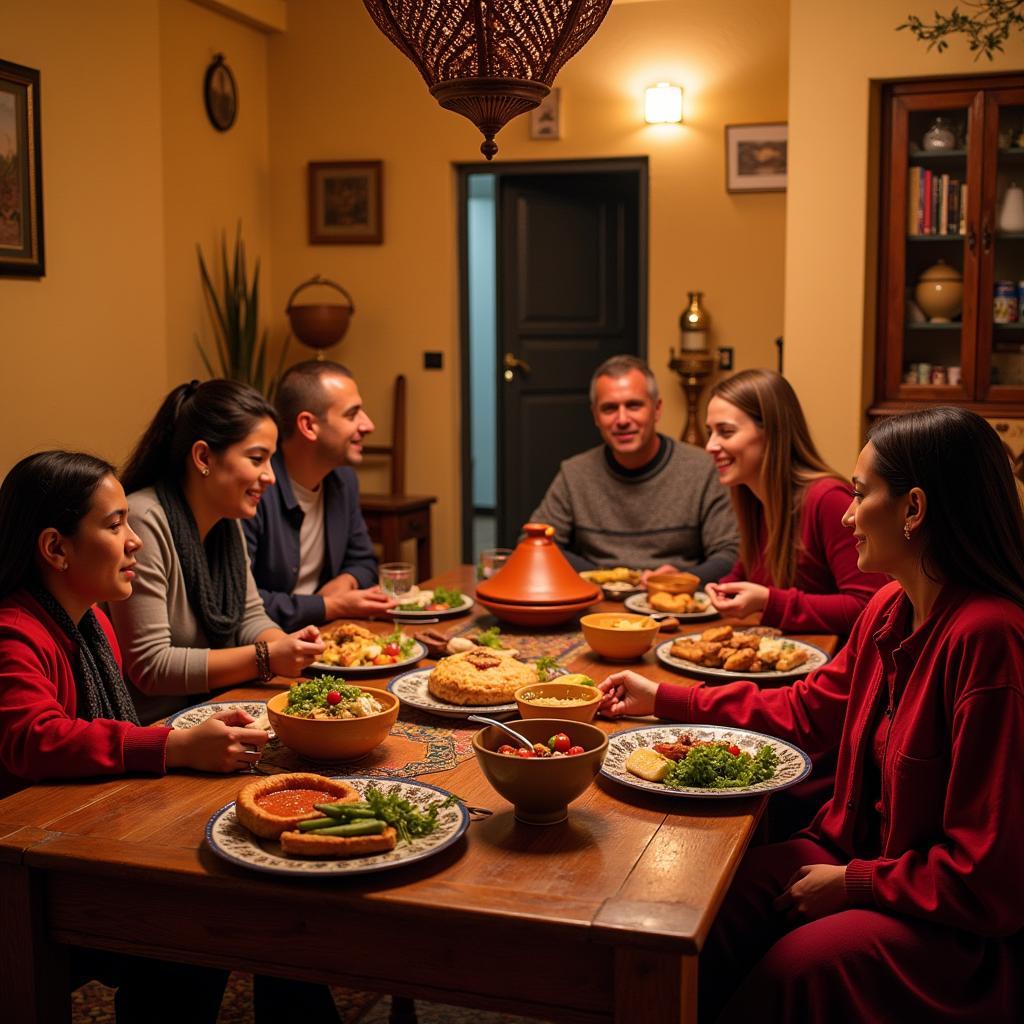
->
[785, 0, 1024, 474]
[0, 0, 168, 474]
[266, 0, 790, 568]
[158, 0, 273, 388]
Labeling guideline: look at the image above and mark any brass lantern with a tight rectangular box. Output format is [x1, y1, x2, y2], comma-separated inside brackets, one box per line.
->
[361, 0, 613, 159]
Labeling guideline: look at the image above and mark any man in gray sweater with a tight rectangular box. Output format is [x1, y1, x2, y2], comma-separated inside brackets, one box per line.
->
[528, 355, 738, 583]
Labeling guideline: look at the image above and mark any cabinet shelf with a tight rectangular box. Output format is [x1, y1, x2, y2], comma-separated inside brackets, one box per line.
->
[909, 148, 967, 159]
[905, 322, 962, 330]
[907, 234, 964, 241]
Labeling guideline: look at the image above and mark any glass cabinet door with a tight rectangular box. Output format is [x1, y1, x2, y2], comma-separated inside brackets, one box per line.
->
[980, 89, 1024, 402]
[884, 90, 982, 401]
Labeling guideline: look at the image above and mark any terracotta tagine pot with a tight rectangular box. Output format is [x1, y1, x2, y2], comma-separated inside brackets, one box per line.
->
[914, 260, 963, 323]
[476, 524, 601, 607]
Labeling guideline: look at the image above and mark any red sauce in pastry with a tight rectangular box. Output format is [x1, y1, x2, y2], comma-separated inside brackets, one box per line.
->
[255, 789, 332, 816]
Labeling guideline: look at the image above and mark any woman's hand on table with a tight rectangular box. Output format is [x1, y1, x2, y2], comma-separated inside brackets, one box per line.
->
[165, 708, 269, 773]
[705, 581, 769, 618]
[268, 625, 324, 676]
[597, 670, 659, 718]
[774, 864, 848, 923]
[322, 585, 397, 620]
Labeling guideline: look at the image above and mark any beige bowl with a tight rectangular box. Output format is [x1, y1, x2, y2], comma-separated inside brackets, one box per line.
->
[266, 687, 398, 761]
[580, 612, 660, 661]
[914, 260, 963, 322]
[472, 718, 608, 825]
[646, 572, 700, 596]
[514, 680, 602, 723]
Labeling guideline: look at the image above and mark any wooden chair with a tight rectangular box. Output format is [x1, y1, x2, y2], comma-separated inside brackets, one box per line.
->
[359, 374, 437, 579]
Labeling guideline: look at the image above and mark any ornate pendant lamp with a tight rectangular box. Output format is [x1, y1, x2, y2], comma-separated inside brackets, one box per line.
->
[361, 0, 613, 159]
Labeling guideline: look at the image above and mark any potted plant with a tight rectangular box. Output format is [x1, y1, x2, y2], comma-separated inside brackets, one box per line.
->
[195, 223, 288, 397]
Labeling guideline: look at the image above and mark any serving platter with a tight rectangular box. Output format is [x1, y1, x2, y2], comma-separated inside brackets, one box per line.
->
[387, 668, 517, 719]
[165, 700, 268, 729]
[601, 723, 811, 799]
[654, 635, 829, 683]
[390, 595, 475, 620]
[624, 591, 718, 621]
[308, 640, 428, 677]
[205, 776, 469, 877]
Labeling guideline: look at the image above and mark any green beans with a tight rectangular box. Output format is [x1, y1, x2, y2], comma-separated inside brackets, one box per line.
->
[296, 816, 351, 831]
[313, 801, 378, 820]
[312, 819, 388, 837]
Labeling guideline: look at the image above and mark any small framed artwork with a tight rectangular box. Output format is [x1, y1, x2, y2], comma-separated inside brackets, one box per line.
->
[308, 161, 383, 245]
[530, 88, 561, 140]
[203, 53, 237, 132]
[725, 122, 787, 193]
[0, 57, 44, 277]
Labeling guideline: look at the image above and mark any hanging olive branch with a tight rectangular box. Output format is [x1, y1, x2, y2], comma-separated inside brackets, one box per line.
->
[898, 1, 1024, 60]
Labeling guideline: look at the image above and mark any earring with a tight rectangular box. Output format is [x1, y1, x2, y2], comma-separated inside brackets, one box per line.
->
[200, 467, 210, 477]
[903, 523, 911, 541]
[59, 563, 68, 572]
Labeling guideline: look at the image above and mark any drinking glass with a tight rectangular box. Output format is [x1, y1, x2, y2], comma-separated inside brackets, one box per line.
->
[379, 561, 415, 597]
[478, 547, 513, 580]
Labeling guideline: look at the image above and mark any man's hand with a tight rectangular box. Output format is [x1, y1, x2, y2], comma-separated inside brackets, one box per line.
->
[774, 864, 848, 924]
[640, 564, 679, 584]
[318, 573, 359, 598]
[323, 586, 397, 620]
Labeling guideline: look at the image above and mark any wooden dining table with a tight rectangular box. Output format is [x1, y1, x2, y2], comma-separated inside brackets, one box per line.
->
[0, 567, 837, 1024]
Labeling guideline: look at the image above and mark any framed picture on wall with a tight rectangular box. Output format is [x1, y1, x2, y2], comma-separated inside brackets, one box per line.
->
[308, 160, 383, 244]
[0, 57, 44, 276]
[725, 122, 787, 193]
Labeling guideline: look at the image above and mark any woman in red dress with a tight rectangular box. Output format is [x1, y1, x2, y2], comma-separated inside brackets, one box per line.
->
[599, 407, 1024, 1022]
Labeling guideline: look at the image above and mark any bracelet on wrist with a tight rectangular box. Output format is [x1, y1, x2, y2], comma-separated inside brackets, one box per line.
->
[254, 640, 273, 682]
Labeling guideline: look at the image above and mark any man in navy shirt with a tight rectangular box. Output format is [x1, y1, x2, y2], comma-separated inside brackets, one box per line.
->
[244, 360, 396, 629]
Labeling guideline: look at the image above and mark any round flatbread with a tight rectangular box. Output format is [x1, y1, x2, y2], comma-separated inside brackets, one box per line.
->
[428, 648, 537, 706]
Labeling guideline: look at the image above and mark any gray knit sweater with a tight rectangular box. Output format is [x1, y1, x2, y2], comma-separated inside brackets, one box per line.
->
[528, 437, 738, 581]
[108, 487, 277, 722]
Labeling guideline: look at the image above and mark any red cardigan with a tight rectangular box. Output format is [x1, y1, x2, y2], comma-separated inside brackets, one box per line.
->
[0, 591, 169, 795]
[655, 580, 1024, 938]
[721, 477, 888, 634]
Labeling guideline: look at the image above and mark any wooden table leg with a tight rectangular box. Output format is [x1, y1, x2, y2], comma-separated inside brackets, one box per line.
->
[614, 947, 696, 1024]
[0, 863, 71, 1023]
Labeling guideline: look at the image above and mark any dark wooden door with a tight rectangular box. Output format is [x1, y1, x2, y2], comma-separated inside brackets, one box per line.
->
[495, 167, 646, 545]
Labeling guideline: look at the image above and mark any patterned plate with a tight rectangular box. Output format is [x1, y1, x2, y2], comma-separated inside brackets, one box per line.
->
[624, 591, 718, 621]
[387, 668, 517, 719]
[654, 635, 829, 683]
[205, 776, 469, 877]
[601, 724, 811, 799]
[165, 701, 268, 729]
[308, 640, 428, 677]
[390, 595, 475, 620]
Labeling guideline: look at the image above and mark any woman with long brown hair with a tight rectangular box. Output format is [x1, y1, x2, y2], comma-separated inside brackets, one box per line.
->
[703, 369, 886, 634]
[599, 407, 1024, 1022]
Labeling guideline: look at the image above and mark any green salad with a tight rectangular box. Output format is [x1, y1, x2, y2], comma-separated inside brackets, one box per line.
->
[396, 585, 464, 612]
[284, 677, 383, 719]
[664, 743, 778, 789]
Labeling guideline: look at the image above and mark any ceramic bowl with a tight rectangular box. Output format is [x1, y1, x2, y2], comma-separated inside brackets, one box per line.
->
[266, 687, 399, 761]
[514, 680, 602, 723]
[474, 593, 599, 627]
[580, 612, 660, 661]
[472, 718, 608, 824]
[645, 572, 700, 597]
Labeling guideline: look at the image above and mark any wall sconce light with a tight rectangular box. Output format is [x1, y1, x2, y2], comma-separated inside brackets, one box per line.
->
[644, 82, 683, 124]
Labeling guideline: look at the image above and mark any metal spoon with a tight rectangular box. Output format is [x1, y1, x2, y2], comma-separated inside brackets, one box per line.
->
[467, 714, 534, 750]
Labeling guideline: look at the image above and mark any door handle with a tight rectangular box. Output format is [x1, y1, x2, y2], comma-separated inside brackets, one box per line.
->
[503, 352, 532, 381]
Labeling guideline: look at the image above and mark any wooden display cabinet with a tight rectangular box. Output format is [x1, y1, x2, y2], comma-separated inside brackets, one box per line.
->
[873, 73, 1024, 418]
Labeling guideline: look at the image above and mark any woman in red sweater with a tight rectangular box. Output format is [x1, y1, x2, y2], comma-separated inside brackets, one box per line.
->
[703, 369, 887, 634]
[0, 451, 274, 1022]
[599, 407, 1024, 1022]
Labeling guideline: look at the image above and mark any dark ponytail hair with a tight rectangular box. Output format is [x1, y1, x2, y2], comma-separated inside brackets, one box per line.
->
[0, 451, 116, 599]
[121, 379, 277, 493]
[869, 406, 1024, 606]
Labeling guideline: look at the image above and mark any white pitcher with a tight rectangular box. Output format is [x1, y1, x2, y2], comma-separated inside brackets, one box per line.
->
[999, 182, 1024, 233]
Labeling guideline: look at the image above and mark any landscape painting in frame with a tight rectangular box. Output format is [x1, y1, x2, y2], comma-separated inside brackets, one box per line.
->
[308, 160, 383, 244]
[725, 122, 787, 194]
[0, 58, 44, 276]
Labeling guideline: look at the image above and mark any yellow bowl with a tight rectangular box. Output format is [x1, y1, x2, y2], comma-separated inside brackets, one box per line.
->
[580, 612, 660, 661]
[266, 686, 399, 761]
[514, 680, 602, 723]
[472, 718, 608, 825]
[645, 571, 699, 596]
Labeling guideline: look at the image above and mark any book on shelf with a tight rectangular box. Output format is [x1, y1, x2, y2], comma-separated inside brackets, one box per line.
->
[907, 164, 965, 236]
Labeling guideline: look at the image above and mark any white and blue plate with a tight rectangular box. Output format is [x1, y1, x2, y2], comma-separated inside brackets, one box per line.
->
[165, 700, 268, 729]
[387, 667, 517, 719]
[654, 635, 829, 683]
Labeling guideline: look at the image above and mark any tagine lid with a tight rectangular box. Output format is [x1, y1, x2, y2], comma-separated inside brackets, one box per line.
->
[476, 524, 602, 605]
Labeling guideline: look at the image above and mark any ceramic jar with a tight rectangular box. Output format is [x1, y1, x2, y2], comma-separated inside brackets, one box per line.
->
[914, 260, 963, 322]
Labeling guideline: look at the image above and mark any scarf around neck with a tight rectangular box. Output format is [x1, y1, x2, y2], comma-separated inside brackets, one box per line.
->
[29, 584, 140, 725]
[155, 479, 247, 649]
